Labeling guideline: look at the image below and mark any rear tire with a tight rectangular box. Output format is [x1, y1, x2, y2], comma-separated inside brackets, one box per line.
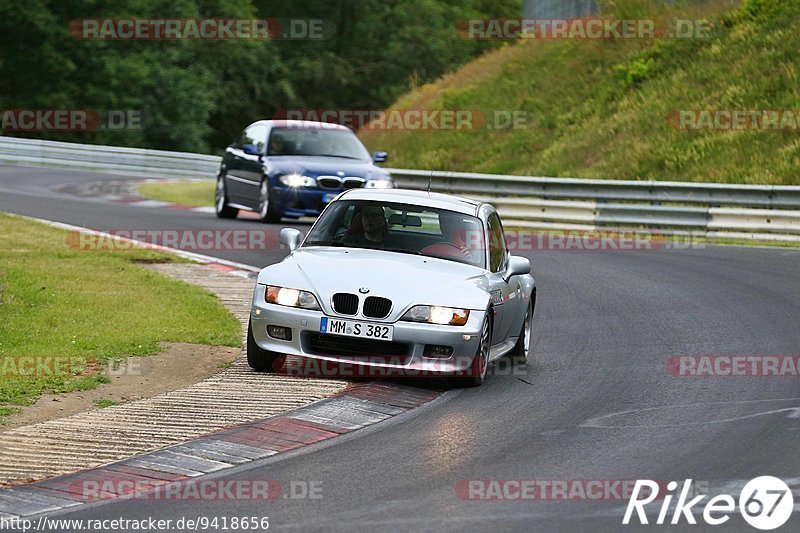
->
[450, 314, 491, 388]
[247, 321, 284, 372]
[215, 173, 239, 219]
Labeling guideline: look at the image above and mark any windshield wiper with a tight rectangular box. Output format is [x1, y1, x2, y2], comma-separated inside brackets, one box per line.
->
[382, 247, 423, 256]
[303, 240, 349, 247]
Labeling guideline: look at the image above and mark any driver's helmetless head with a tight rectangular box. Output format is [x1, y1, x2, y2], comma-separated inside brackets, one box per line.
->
[360, 205, 386, 242]
[361, 206, 385, 224]
[270, 134, 285, 151]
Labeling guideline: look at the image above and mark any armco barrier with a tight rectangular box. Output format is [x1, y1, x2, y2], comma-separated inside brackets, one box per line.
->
[386, 168, 800, 209]
[386, 169, 800, 240]
[0, 136, 219, 180]
[1, 136, 799, 240]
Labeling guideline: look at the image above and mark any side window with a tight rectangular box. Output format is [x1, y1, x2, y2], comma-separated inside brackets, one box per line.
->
[307, 203, 351, 242]
[248, 125, 268, 153]
[487, 212, 508, 273]
[235, 124, 267, 152]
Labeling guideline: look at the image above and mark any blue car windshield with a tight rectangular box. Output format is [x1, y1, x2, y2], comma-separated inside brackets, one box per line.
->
[303, 200, 487, 268]
[268, 128, 371, 160]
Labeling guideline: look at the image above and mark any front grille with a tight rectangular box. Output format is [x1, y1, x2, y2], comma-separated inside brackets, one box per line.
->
[342, 177, 365, 189]
[362, 296, 391, 319]
[317, 176, 341, 189]
[304, 332, 410, 361]
[332, 293, 358, 315]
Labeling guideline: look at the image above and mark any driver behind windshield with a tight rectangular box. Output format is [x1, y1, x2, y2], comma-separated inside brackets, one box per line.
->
[269, 134, 286, 155]
[343, 205, 390, 245]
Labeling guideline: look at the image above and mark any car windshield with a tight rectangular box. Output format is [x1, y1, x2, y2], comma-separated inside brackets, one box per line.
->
[303, 200, 486, 268]
[267, 127, 371, 160]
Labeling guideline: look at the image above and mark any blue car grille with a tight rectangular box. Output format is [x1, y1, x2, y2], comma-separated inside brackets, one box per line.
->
[342, 177, 365, 189]
[316, 176, 365, 190]
[317, 177, 341, 189]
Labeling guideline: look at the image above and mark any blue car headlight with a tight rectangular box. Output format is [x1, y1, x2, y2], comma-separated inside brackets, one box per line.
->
[365, 178, 393, 189]
[279, 173, 316, 187]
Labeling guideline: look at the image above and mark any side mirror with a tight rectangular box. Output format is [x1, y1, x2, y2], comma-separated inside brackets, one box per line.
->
[503, 255, 530, 282]
[279, 228, 302, 252]
[242, 143, 261, 157]
[373, 151, 388, 163]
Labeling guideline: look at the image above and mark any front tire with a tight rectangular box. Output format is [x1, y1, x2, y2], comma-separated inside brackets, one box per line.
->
[247, 321, 284, 372]
[215, 173, 239, 219]
[451, 314, 492, 388]
[509, 295, 534, 365]
[258, 180, 281, 223]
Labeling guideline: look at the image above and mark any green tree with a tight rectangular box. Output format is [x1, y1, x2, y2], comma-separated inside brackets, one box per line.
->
[1, 0, 520, 152]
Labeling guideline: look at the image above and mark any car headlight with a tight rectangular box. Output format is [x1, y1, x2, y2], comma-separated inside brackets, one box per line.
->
[265, 285, 320, 310]
[365, 178, 393, 189]
[279, 173, 316, 187]
[401, 305, 469, 326]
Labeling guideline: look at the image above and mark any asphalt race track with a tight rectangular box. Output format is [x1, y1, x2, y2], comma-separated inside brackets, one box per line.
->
[1, 164, 799, 531]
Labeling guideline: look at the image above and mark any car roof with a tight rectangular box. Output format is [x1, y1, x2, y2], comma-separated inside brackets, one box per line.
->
[251, 119, 352, 132]
[338, 188, 483, 216]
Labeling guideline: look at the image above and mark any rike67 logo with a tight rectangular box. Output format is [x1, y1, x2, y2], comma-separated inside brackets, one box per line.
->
[624, 477, 794, 530]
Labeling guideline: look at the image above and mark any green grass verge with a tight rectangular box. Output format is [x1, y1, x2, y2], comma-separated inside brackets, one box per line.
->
[137, 180, 214, 207]
[0, 213, 241, 420]
[360, 0, 800, 185]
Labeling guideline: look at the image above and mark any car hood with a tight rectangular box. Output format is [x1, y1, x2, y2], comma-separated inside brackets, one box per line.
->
[257, 247, 490, 318]
[266, 156, 390, 180]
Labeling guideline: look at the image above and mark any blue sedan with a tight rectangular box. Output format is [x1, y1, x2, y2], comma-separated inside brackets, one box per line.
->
[215, 120, 393, 222]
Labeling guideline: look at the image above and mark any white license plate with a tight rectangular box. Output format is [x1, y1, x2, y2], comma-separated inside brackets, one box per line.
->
[323, 193, 338, 203]
[319, 317, 393, 341]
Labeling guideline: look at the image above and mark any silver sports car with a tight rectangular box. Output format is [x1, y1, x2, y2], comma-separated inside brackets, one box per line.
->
[247, 188, 536, 386]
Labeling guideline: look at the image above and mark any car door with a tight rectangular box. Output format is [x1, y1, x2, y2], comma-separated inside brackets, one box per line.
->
[238, 123, 269, 209]
[225, 124, 267, 206]
[485, 211, 515, 346]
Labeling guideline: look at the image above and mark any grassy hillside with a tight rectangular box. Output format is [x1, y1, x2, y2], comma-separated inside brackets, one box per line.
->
[360, 0, 800, 185]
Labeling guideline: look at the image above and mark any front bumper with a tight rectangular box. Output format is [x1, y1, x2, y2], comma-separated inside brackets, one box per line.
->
[250, 291, 486, 377]
[270, 186, 340, 218]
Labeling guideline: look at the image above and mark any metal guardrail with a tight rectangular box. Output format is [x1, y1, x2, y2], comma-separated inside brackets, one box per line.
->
[386, 168, 800, 209]
[1, 136, 799, 240]
[387, 168, 800, 240]
[0, 136, 219, 180]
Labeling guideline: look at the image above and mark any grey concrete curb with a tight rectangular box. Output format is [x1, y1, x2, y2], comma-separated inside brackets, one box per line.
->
[0, 383, 441, 519]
